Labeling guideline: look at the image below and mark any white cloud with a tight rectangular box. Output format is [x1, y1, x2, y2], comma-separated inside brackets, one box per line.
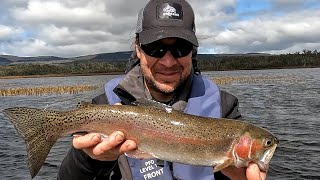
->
[201, 8, 320, 54]
[3, 0, 143, 57]
[11, 0, 109, 26]
[38, 25, 111, 46]
[0, 25, 22, 40]
[3, 37, 130, 57]
[0, 0, 319, 57]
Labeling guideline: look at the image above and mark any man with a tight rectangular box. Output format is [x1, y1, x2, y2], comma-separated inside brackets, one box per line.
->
[58, 0, 267, 179]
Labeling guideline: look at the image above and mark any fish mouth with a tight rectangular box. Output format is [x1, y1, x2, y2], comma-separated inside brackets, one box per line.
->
[257, 144, 277, 171]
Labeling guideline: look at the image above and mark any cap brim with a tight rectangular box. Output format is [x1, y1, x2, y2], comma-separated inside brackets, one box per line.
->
[139, 27, 198, 46]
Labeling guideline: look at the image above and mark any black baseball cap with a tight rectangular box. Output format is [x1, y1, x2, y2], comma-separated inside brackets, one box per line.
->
[136, 0, 198, 47]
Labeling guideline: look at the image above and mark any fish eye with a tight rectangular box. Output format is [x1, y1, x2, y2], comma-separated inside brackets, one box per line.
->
[264, 138, 273, 147]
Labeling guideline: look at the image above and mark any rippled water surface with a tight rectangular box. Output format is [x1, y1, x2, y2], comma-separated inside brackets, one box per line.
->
[0, 68, 319, 180]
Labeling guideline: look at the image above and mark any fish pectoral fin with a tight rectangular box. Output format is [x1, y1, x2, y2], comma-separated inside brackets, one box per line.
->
[213, 159, 233, 172]
[125, 149, 155, 159]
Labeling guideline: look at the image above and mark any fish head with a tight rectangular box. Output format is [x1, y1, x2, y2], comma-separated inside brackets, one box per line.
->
[232, 125, 279, 171]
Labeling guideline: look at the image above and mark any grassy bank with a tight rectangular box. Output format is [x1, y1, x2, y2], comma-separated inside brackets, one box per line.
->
[0, 85, 98, 96]
[212, 75, 301, 85]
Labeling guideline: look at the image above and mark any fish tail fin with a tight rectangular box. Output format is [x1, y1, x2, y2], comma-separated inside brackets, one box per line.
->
[3, 107, 62, 179]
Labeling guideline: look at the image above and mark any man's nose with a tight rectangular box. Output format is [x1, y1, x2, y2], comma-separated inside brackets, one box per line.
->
[159, 51, 177, 67]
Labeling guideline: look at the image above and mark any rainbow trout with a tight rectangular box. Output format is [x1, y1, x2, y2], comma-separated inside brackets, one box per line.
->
[3, 100, 278, 179]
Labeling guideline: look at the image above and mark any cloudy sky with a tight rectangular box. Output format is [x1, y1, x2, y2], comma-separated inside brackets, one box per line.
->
[0, 0, 319, 57]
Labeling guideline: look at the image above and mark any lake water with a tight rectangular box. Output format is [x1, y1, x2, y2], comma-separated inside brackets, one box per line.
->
[0, 68, 319, 180]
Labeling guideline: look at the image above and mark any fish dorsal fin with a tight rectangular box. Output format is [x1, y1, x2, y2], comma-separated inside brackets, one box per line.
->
[77, 101, 94, 108]
[132, 98, 173, 113]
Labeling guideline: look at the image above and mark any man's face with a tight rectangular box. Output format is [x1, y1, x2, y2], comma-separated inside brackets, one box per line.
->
[136, 37, 193, 94]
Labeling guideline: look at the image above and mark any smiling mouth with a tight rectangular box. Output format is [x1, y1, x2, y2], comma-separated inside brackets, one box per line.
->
[158, 71, 179, 76]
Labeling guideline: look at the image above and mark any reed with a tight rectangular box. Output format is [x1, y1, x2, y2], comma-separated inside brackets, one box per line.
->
[0, 85, 98, 96]
[213, 75, 300, 85]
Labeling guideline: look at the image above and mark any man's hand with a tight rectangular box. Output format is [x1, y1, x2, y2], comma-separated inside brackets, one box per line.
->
[72, 102, 136, 161]
[73, 131, 137, 161]
[221, 163, 267, 180]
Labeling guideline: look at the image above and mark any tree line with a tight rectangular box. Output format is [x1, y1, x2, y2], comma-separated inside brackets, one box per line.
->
[0, 61, 127, 76]
[0, 50, 319, 77]
[196, 49, 320, 71]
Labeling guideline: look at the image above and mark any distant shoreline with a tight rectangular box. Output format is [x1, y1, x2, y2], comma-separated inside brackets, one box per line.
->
[2, 66, 320, 79]
[0, 72, 124, 79]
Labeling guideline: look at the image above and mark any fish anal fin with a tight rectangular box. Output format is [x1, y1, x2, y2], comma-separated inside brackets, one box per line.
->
[28, 135, 58, 178]
[125, 149, 155, 159]
[213, 159, 234, 172]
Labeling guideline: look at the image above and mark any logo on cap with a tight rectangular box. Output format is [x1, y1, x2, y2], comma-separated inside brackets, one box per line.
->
[163, 4, 179, 17]
[157, 3, 183, 20]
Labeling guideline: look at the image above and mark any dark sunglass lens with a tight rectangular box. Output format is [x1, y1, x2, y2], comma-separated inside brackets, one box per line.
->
[171, 41, 193, 57]
[141, 43, 166, 58]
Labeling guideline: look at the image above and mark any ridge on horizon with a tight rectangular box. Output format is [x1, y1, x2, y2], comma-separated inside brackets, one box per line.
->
[0, 51, 271, 65]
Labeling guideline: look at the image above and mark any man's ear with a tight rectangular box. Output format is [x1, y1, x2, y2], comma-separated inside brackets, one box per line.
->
[192, 46, 197, 58]
[135, 45, 142, 59]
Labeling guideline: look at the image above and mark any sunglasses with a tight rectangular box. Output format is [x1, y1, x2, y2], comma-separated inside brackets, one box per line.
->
[139, 39, 194, 58]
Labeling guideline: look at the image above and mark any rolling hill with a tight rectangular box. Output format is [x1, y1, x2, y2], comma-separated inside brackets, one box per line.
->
[0, 51, 272, 66]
